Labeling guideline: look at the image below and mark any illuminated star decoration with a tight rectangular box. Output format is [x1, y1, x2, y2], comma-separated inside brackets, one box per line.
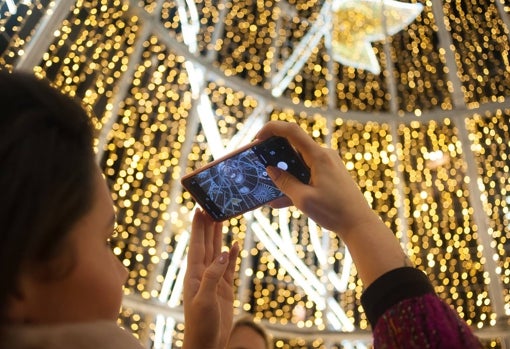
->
[270, 0, 423, 97]
[331, 0, 424, 74]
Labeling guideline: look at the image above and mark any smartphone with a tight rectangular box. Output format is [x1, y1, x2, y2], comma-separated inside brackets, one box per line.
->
[181, 136, 311, 221]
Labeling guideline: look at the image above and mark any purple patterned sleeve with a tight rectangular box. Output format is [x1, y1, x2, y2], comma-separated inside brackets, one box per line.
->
[372, 293, 483, 349]
[361, 267, 482, 349]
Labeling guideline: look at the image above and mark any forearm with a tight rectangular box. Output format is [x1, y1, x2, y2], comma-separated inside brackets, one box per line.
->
[335, 211, 411, 288]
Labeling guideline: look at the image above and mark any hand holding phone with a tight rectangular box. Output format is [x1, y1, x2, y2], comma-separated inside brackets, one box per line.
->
[181, 136, 310, 221]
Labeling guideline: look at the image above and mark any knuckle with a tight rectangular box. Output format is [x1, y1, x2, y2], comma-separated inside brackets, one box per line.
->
[288, 122, 301, 132]
[314, 149, 333, 163]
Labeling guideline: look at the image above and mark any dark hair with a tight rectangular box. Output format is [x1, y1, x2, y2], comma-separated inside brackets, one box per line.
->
[0, 70, 96, 323]
[231, 316, 273, 349]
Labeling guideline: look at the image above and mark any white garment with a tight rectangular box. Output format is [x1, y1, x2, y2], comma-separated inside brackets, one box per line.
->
[0, 321, 145, 349]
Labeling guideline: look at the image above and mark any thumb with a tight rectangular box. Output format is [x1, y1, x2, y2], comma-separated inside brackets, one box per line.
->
[266, 166, 306, 198]
[196, 252, 229, 296]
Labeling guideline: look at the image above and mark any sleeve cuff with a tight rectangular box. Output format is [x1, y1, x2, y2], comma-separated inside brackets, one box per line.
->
[360, 267, 435, 326]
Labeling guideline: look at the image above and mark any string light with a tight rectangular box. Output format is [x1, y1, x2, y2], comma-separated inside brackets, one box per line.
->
[1, 0, 508, 348]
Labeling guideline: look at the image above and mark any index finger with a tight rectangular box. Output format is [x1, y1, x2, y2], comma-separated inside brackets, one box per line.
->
[256, 121, 321, 165]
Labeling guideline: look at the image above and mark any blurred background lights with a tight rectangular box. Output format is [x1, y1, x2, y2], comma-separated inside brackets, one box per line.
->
[1, 0, 509, 348]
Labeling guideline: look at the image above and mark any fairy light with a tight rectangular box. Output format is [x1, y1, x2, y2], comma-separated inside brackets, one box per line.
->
[1, 0, 509, 348]
[0, 0, 54, 67]
[466, 111, 510, 319]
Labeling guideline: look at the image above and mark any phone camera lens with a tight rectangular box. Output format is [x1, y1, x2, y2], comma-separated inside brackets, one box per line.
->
[277, 161, 288, 171]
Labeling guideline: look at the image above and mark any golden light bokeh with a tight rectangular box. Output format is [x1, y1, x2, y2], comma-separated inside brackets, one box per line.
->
[1, 0, 509, 348]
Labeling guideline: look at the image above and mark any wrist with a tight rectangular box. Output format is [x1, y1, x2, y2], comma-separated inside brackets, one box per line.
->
[334, 209, 384, 240]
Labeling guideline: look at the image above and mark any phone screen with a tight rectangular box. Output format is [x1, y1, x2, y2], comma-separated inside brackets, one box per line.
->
[181, 136, 310, 221]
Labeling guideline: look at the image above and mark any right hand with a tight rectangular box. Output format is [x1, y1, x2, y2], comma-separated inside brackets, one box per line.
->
[257, 121, 410, 287]
[256, 121, 378, 237]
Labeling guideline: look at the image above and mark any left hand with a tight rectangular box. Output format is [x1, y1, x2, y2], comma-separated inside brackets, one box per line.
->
[182, 209, 239, 349]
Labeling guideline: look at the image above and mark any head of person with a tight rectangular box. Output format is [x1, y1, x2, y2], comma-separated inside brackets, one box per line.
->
[227, 316, 272, 349]
[0, 70, 128, 325]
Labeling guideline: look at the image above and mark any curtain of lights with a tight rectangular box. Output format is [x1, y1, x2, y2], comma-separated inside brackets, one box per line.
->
[1, 0, 509, 348]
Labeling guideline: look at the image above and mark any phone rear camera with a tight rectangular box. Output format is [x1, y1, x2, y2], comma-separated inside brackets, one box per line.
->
[277, 161, 288, 171]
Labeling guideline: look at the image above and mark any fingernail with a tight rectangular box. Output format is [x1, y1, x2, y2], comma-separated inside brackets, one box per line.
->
[219, 252, 228, 264]
[266, 166, 282, 180]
